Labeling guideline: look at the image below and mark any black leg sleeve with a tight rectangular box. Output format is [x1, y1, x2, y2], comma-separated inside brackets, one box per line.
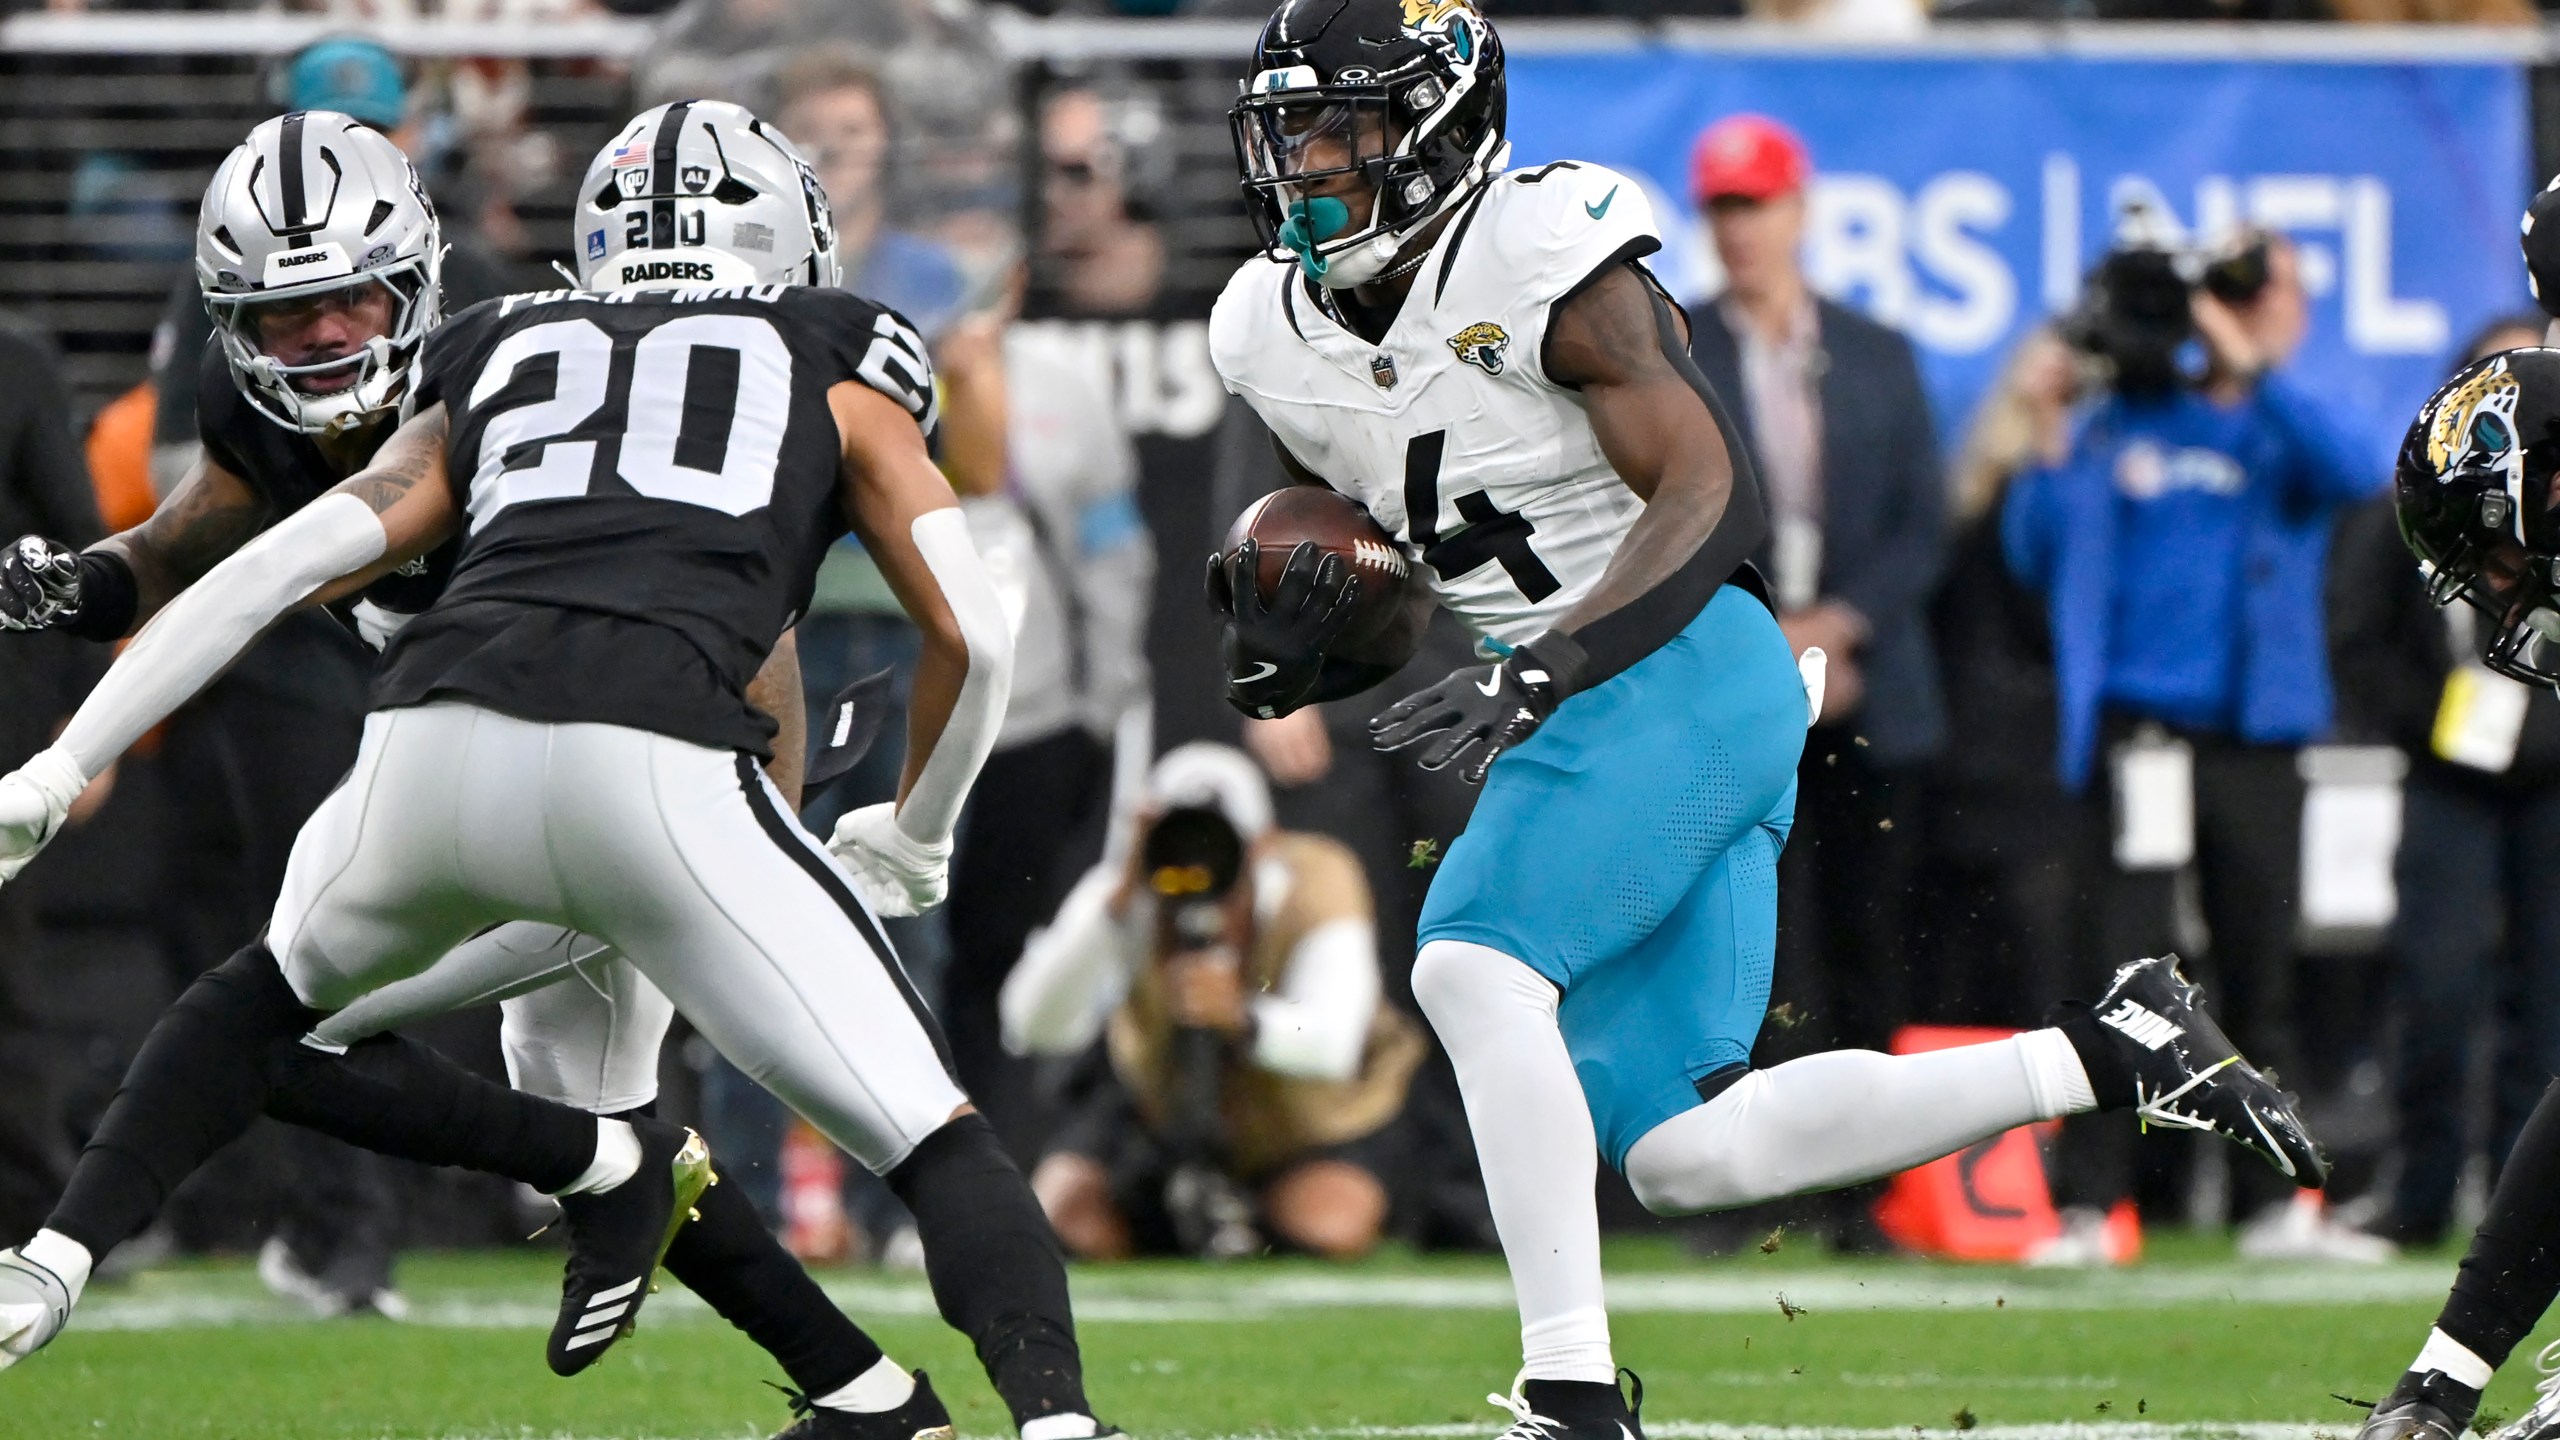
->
[887, 1112, 1089, 1428]
[661, 1161, 883, 1397]
[2437, 1079, 2560, 1370]
[46, 943, 323, 1256]
[263, 1032, 596, 1196]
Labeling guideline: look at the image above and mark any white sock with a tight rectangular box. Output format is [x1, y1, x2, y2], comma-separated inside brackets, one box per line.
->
[1411, 940, 1613, 1385]
[2415, 1328, 2497, 1390]
[1621, 1035, 2061, 1216]
[2017, 1027, 2099, 1118]
[20, 1230, 93, 1304]
[1020, 1414, 1100, 1440]
[553, 1118, 642, 1197]
[812, 1355, 916, 1413]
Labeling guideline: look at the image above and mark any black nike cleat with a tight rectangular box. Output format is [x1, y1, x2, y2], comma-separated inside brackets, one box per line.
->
[2357, 1369, 2481, 1440]
[772, 1369, 957, 1440]
[2066, 955, 2329, 1188]
[1482, 1370, 1645, 1440]
[546, 1119, 714, 1376]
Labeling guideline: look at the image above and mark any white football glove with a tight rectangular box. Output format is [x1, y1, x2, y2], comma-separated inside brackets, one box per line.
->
[0, 748, 86, 885]
[1797, 645, 1828, 726]
[826, 801, 951, 918]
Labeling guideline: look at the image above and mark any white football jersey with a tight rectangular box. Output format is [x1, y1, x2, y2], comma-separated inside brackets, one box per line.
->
[1210, 160, 1661, 651]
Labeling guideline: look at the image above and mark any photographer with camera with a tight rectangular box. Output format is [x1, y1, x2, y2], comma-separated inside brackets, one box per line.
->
[1001, 745, 1425, 1261]
[2003, 216, 2380, 1255]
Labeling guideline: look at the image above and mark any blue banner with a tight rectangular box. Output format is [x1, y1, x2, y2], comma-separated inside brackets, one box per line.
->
[1508, 49, 2530, 468]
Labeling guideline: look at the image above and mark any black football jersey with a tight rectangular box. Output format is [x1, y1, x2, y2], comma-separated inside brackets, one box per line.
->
[196, 341, 462, 625]
[373, 284, 936, 756]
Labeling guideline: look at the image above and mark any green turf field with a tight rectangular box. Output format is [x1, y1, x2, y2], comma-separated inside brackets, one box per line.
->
[10, 1237, 2550, 1440]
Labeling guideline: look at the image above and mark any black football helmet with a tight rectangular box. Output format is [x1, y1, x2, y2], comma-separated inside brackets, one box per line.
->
[1228, 0, 1507, 289]
[2396, 347, 2560, 684]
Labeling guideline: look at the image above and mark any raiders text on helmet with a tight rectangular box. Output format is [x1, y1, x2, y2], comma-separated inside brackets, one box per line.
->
[574, 100, 840, 294]
[195, 111, 442, 436]
[1229, 0, 1508, 290]
[2397, 347, 2560, 685]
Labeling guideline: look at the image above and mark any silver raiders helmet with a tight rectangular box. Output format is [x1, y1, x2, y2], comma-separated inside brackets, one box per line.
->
[574, 99, 840, 293]
[195, 111, 442, 436]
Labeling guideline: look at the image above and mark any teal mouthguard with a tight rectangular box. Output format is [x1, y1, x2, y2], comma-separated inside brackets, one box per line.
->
[1277, 197, 1352, 281]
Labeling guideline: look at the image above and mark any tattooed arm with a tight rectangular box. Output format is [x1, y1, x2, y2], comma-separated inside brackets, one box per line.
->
[37, 407, 457, 785]
[92, 456, 276, 630]
[307, 404, 460, 608]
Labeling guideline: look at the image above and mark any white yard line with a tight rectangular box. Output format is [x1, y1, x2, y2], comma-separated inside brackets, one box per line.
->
[417, 1427, 2338, 1440]
[73, 1262, 2460, 1332]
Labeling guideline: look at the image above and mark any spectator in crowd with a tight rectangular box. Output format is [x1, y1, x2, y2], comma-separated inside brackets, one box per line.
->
[687, 47, 1002, 1256]
[1003, 746, 1425, 1261]
[1916, 326, 2081, 1028]
[946, 313, 1155, 1159]
[2002, 224, 2381, 1252]
[1022, 80, 1238, 751]
[1925, 326, 2148, 1265]
[2329, 313, 2559, 1249]
[0, 316, 107, 1245]
[1682, 116, 1947, 1243]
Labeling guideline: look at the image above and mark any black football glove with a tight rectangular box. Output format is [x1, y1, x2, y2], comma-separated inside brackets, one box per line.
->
[1369, 631, 1590, 786]
[1206, 537, 1361, 719]
[2526, 176, 2560, 320]
[0, 536, 85, 633]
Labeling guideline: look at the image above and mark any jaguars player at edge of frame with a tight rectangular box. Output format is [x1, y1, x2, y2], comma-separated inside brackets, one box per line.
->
[1206, 3, 2331, 1438]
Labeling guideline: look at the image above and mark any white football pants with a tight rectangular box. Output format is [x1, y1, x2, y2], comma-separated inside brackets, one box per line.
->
[272, 703, 964, 1172]
[314, 921, 674, 1116]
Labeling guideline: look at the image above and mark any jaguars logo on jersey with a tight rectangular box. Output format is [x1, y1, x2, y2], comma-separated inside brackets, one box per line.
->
[1448, 321, 1510, 377]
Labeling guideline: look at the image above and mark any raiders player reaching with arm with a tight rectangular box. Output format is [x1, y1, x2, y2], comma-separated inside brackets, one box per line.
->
[0, 115, 950, 1438]
[0, 104, 1106, 1439]
[1206, 6, 2325, 1438]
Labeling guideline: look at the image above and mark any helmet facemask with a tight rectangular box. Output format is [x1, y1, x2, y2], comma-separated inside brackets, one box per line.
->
[205, 254, 439, 437]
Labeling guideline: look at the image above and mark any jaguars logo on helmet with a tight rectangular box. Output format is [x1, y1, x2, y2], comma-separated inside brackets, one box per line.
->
[1448, 322, 1510, 376]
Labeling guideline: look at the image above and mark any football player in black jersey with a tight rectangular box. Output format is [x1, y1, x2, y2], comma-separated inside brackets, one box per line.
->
[0, 109, 1097, 1439]
[2351, 194, 2560, 1440]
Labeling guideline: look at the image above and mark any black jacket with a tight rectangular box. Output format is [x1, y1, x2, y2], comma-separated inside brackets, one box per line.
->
[1687, 295, 1947, 765]
[2327, 491, 2560, 790]
[0, 318, 106, 768]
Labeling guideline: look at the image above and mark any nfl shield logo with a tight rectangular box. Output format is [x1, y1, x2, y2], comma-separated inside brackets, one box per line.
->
[681, 165, 711, 194]
[1371, 354, 1398, 389]
[585, 230, 607, 261]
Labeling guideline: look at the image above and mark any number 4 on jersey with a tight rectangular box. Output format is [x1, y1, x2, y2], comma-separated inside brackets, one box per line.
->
[1402, 429, 1559, 602]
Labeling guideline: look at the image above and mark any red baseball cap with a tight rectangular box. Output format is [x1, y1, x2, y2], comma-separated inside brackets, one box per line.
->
[1690, 114, 1810, 205]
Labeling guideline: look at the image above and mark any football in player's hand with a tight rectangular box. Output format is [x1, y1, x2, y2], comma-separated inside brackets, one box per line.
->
[1221, 486, 1413, 649]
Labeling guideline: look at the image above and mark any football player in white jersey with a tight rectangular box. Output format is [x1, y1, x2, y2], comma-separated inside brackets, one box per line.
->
[1206, 3, 2329, 1436]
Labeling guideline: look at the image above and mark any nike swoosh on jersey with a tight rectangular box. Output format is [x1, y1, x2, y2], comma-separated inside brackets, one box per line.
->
[1586, 186, 1619, 220]
[1240, 661, 1280, 683]
[1475, 672, 1504, 696]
